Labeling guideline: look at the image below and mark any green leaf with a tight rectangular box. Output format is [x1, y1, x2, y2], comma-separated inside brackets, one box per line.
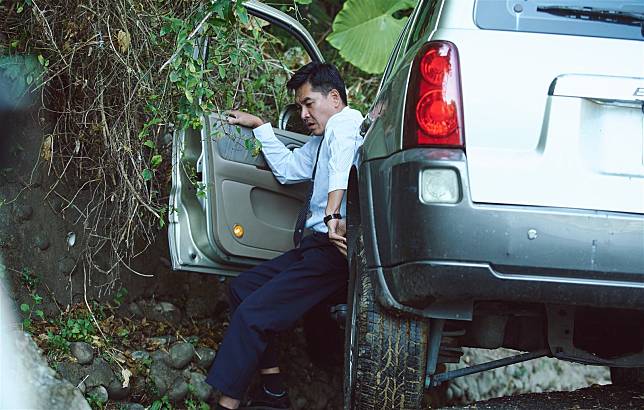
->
[143, 140, 156, 149]
[185, 89, 194, 103]
[150, 154, 163, 168]
[169, 70, 180, 83]
[142, 169, 153, 181]
[37, 55, 45, 66]
[295, 0, 313, 3]
[327, 0, 417, 74]
[35, 309, 44, 319]
[20, 303, 30, 312]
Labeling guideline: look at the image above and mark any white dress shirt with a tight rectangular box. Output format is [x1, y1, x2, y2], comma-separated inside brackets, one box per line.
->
[253, 106, 364, 233]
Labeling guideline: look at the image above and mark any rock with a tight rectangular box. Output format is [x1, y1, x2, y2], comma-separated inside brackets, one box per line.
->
[4, 330, 90, 410]
[58, 257, 76, 275]
[77, 381, 86, 394]
[190, 372, 213, 401]
[127, 302, 144, 318]
[149, 354, 182, 397]
[150, 301, 182, 325]
[70, 342, 94, 365]
[86, 385, 108, 404]
[168, 342, 195, 369]
[16, 204, 33, 221]
[149, 336, 174, 347]
[107, 378, 130, 400]
[120, 404, 145, 410]
[130, 350, 150, 362]
[195, 347, 216, 368]
[35, 234, 50, 250]
[168, 378, 189, 402]
[85, 357, 116, 388]
[56, 361, 86, 386]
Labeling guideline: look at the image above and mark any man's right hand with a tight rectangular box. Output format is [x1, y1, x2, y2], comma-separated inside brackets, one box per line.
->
[226, 110, 265, 129]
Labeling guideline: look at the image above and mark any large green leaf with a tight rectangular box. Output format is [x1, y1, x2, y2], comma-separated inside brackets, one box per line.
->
[327, 0, 417, 74]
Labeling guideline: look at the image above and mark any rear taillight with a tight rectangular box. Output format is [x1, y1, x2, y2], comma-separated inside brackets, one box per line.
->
[405, 41, 464, 148]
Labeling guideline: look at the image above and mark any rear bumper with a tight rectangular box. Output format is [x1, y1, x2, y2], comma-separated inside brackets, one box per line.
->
[360, 148, 644, 318]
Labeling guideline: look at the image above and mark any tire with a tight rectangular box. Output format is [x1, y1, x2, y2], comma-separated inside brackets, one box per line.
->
[344, 229, 429, 410]
[610, 367, 644, 385]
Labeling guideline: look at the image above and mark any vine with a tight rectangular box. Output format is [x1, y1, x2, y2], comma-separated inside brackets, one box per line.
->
[0, 0, 293, 291]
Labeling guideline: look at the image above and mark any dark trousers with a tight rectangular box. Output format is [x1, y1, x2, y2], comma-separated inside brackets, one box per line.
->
[206, 232, 349, 399]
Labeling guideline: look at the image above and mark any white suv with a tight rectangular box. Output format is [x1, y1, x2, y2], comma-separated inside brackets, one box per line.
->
[344, 0, 644, 408]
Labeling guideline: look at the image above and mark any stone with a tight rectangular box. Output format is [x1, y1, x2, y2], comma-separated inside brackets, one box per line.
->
[127, 302, 144, 318]
[16, 204, 33, 221]
[151, 301, 182, 325]
[190, 372, 213, 402]
[35, 234, 50, 250]
[195, 347, 216, 369]
[56, 361, 86, 386]
[130, 350, 150, 362]
[70, 342, 94, 365]
[151, 349, 170, 364]
[148, 354, 182, 397]
[58, 257, 76, 275]
[168, 378, 189, 402]
[107, 378, 130, 400]
[168, 342, 195, 369]
[120, 404, 145, 410]
[77, 381, 86, 394]
[149, 336, 174, 347]
[87, 385, 108, 404]
[85, 357, 116, 388]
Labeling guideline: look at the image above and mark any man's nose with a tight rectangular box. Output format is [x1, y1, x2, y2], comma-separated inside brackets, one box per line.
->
[300, 108, 309, 120]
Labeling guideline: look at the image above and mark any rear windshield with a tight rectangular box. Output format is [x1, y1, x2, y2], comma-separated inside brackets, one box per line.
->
[474, 1, 644, 41]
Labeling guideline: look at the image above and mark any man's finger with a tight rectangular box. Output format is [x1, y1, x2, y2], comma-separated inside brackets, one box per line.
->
[328, 232, 346, 243]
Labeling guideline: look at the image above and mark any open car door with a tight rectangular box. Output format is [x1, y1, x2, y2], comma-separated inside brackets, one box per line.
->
[168, 1, 323, 275]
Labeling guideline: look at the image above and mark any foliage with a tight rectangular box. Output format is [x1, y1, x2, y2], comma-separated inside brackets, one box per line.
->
[0, 0, 293, 288]
[149, 395, 173, 410]
[327, 0, 417, 74]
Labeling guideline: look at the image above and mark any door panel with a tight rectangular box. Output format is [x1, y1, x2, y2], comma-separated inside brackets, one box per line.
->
[168, 1, 323, 275]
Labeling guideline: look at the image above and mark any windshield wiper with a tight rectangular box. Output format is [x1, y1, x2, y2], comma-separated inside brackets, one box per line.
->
[536, 5, 644, 28]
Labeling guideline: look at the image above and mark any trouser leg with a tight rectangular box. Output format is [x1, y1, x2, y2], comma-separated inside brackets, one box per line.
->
[206, 234, 348, 399]
[225, 249, 300, 371]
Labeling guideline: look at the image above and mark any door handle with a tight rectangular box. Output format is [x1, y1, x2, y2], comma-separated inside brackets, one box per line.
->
[360, 115, 373, 136]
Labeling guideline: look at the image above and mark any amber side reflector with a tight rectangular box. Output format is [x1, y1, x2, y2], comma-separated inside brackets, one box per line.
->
[232, 224, 244, 238]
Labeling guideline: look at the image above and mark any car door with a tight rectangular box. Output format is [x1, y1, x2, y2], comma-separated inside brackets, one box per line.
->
[168, 0, 324, 275]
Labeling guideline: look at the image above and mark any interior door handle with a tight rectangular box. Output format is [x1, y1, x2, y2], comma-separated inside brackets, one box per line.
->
[360, 116, 373, 136]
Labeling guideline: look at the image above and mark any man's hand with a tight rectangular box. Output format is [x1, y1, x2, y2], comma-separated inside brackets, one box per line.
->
[327, 218, 347, 257]
[226, 110, 264, 129]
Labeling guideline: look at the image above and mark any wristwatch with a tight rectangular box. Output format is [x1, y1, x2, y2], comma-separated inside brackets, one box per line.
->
[324, 213, 342, 225]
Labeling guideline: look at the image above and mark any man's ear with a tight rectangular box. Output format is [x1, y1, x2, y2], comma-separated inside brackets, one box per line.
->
[330, 89, 342, 108]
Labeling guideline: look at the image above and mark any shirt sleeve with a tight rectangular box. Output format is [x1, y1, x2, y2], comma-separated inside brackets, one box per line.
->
[327, 117, 363, 192]
[253, 122, 318, 185]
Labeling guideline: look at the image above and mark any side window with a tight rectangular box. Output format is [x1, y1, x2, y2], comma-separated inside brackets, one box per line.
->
[407, 0, 443, 50]
[379, 16, 415, 88]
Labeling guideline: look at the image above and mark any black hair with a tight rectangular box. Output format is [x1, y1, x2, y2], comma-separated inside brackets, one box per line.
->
[286, 62, 348, 106]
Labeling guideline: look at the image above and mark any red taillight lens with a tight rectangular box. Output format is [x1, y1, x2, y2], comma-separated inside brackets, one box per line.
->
[406, 41, 464, 148]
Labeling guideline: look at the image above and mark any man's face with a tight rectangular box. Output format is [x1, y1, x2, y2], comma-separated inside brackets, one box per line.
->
[295, 82, 343, 136]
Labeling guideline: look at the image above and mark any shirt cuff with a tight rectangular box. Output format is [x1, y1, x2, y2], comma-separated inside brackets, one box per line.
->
[328, 171, 349, 192]
[252, 122, 274, 142]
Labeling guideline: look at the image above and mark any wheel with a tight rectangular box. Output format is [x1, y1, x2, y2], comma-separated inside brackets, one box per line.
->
[344, 228, 429, 409]
[610, 367, 644, 385]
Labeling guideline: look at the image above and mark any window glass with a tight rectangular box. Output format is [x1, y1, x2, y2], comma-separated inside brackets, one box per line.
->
[408, 0, 443, 48]
[475, 0, 644, 41]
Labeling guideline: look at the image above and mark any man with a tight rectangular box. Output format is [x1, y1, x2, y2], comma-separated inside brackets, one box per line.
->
[206, 62, 363, 410]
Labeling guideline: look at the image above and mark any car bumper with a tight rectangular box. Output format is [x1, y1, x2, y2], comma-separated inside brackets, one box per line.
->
[360, 148, 644, 318]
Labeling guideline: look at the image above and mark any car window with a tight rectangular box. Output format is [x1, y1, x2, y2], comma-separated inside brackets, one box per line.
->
[379, 16, 415, 90]
[407, 0, 443, 49]
[475, 0, 644, 41]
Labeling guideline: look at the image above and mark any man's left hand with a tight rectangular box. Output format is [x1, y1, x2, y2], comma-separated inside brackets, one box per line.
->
[327, 218, 347, 257]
